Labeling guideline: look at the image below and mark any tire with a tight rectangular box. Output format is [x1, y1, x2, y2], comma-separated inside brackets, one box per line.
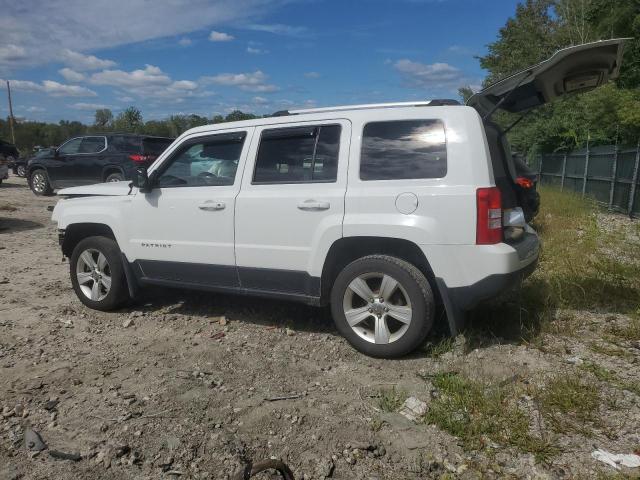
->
[29, 169, 53, 196]
[17, 165, 26, 177]
[105, 172, 124, 182]
[330, 255, 434, 358]
[70, 236, 129, 311]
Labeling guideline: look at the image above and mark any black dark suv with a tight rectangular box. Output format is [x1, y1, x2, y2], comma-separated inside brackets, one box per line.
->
[28, 134, 174, 195]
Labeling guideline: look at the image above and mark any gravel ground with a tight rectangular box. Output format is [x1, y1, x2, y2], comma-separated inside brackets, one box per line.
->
[1, 176, 639, 479]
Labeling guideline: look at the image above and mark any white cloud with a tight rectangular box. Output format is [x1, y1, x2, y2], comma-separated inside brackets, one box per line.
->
[247, 46, 268, 55]
[209, 31, 234, 42]
[2, 78, 97, 97]
[90, 65, 171, 87]
[71, 102, 110, 110]
[203, 70, 278, 93]
[252, 96, 268, 105]
[304, 71, 320, 79]
[25, 106, 45, 113]
[88, 65, 205, 101]
[60, 49, 116, 71]
[0, 45, 28, 64]
[178, 37, 193, 47]
[245, 24, 308, 37]
[59, 67, 85, 82]
[1, 0, 295, 69]
[393, 59, 464, 89]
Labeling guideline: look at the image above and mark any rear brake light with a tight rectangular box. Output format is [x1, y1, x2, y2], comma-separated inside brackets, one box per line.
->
[515, 176, 534, 189]
[129, 154, 156, 163]
[476, 187, 502, 245]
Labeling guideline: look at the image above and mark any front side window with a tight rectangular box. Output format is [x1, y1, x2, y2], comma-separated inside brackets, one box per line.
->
[79, 136, 106, 154]
[156, 132, 246, 188]
[360, 120, 447, 181]
[253, 124, 341, 184]
[58, 138, 83, 155]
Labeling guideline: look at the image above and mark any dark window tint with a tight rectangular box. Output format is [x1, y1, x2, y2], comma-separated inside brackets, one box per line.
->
[79, 136, 106, 154]
[360, 120, 447, 180]
[142, 138, 173, 156]
[157, 133, 246, 188]
[58, 138, 83, 155]
[253, 124, 341, 184]
[110, 135, 142, 153]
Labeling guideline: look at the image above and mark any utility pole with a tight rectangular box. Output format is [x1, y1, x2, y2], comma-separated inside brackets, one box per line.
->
[6, 80, 16, 144]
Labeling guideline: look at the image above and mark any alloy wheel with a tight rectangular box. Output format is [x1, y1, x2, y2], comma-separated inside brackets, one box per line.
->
[342, 272, 412, 344]
[76, 248, 112, 301]
[31, 172, 47, 193]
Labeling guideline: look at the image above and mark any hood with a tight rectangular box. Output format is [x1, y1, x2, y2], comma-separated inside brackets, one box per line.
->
[468, 38, 629, 117]
[57, 181, 132, 197]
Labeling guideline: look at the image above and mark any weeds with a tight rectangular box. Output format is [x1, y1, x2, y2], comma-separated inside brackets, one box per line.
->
[589, 342, 633, 360]
[377, 387, 407, 412]
[538, 376, 600, 435]
[423, 337, 456, 358]
[425, 372, 556, 461]
[607, 316, 640, 342]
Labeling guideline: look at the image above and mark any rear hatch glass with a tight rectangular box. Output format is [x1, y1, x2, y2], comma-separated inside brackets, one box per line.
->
[142, 137, 173, 157]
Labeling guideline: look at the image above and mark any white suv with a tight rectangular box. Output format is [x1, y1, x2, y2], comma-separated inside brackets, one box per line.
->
[51, 40, 626, 357]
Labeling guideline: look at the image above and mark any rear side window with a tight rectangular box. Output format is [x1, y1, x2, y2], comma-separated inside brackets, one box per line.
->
[143, 138, 173, 156]
[79, 136, 106, 154]
[360, 120, 447, 180]
[110, 135, 141, 153]
[253, 124, 341, 184]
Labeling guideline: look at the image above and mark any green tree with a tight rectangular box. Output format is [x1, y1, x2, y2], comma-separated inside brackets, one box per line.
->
[94, 109, 113, 128]
[113, 106, 143, 133]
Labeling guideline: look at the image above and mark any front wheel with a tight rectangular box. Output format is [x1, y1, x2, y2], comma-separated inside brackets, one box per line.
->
[330, 255, 434, 358]
[105, 172, 124, 182]
[30, 169, 53, 196]
[70, 236, 129, 311]
[17, 165, 26, 177]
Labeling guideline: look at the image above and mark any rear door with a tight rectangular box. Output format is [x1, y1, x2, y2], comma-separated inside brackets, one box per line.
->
[75, 136, 108, 184]
[468, 38, 628, 117]
[234, 120, 350, 296]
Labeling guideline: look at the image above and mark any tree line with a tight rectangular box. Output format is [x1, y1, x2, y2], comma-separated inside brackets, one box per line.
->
[462, 0, 640, 156]
[3, 0, 639, 157]
[0, 107, 259, 156]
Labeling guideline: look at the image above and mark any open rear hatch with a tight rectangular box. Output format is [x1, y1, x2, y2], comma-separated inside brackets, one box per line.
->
[467, 39, 628, 235]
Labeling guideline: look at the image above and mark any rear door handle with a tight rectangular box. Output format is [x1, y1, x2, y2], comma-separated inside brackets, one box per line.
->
[198, 200, 225, 211]
[297, 199, 330, 211]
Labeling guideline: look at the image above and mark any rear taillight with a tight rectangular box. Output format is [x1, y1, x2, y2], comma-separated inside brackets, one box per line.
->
[476, 187, 502, 245]
[129, 154, 156, 163]
[515, 176, 534, 189]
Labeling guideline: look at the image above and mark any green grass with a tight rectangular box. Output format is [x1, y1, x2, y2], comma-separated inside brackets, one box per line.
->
[423, 337, 456, 358]
[607, 316, 640, 342]
[377, 387, 407, 413]
[425, 372, 556, 461]
[589, 342, 634, 360]
[538, 376, 601, 435]
[466, 186, 640, 345]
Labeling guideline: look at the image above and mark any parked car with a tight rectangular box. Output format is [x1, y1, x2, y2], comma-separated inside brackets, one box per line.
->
[51, 39, 626, 357]
[28, 134, 174, 195]
[0, 140, 19, 185]
[9, 147, 53, 177]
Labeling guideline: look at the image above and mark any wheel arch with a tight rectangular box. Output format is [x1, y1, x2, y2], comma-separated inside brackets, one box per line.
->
[102, 165, 125, 182]
[61, 223, 117, 258]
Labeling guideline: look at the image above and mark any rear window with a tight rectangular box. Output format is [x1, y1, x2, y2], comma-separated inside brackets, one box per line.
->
[143, 138, 173, 156]
[360, 120, 447, 181]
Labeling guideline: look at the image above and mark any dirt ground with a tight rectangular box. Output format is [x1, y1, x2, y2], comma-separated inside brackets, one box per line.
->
[1, 175, 639, 480]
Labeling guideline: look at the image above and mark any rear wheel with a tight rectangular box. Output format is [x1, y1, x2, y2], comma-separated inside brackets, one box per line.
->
[105, 172, 124, 182]
[30, 169, 53, 196]
[70, 236, 129, 311]
[330, 255, 434, 358]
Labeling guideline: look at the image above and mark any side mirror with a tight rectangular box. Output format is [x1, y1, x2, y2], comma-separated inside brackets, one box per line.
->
[133, 167, 151, 193]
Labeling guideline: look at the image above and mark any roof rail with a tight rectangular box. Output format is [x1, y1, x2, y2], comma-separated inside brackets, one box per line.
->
[288, 99, 460, 115]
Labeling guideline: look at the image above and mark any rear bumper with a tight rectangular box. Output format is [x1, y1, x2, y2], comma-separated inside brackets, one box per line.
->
[425, 229, 540, 334]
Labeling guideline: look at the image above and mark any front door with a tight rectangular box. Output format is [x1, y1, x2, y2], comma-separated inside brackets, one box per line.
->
[234, 120, 350, 296]
[48, 137, 83, 188]
[126, 128, 253, 287]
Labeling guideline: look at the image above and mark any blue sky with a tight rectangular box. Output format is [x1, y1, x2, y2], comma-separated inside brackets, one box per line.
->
[1, 0, 521, 123]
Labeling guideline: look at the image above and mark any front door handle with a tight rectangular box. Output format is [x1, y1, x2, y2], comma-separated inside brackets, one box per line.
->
[198, 200, 225, 211]
[297, 199, 330, 211]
